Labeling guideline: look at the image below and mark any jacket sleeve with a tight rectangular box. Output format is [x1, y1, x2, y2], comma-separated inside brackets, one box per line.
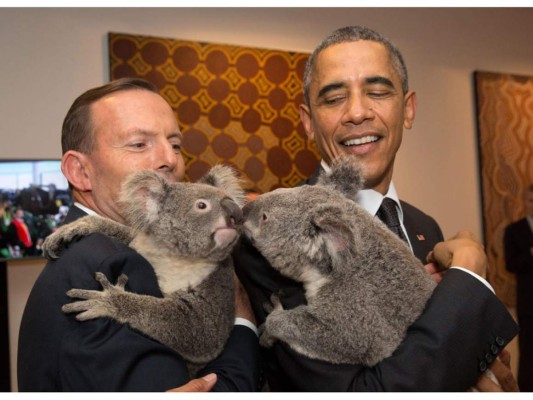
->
[201, 325, 261, 392]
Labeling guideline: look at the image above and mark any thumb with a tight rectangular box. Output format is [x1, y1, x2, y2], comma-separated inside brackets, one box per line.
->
[167, 373, 217, 392]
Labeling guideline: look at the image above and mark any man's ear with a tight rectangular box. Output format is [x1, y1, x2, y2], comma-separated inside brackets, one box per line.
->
[61, 150, 92, 191]
[299, 103, 315, 141]
[403, 91, 417, 130]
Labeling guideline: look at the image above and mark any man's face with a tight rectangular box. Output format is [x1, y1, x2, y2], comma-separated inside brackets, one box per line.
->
[525, 189, 533, 218]
[81, 89, 185, 222]
[300, 40, 416, 194]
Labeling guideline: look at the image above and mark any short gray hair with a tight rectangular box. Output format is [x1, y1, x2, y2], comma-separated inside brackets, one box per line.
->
[303, 26, 409, 106]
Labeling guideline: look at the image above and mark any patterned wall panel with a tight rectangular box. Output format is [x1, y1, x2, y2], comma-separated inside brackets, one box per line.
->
[109, 32, 320, 193]
[475, 71, 533, 307]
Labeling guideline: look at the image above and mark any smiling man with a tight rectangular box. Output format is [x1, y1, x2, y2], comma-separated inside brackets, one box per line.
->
[234, 26, 518, 392]
[300, 38, 414, 196]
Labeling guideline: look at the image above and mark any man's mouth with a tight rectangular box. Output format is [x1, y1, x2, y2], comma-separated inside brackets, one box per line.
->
[341, 135, 380, 147]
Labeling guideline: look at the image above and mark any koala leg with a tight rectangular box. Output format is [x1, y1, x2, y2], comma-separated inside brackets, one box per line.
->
[261, 306, 344, 364]
[44, 216, 133, 259]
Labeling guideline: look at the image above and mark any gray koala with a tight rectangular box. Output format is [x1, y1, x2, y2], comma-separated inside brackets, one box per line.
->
[242, 157, 437, 366]
[43, 165, 245, 368]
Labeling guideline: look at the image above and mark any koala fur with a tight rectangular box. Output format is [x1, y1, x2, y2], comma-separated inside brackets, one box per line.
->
[44, 165, 245, 366]
[242, 157, 437, 366]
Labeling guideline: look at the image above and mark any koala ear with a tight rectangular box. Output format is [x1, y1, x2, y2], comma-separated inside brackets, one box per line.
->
[317, 155, 364, 200]
[312, 207, 354, 256]
[199, 164, 246, 207]
[119, 170, 169, 229]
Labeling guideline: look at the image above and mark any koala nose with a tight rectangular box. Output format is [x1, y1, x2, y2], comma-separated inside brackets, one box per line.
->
[221, 197, 243, 227]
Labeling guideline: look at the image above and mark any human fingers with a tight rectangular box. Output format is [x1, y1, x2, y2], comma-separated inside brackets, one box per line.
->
[429, 231, 487, 278]
[423, 263, 444, 283]
[490, 351, 519, 392]
[474, 371, 503, 392]
[234, 274, 256, 325]
[167, 373, 217, 392]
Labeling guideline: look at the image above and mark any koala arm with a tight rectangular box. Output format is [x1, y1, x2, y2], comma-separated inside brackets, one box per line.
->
[44, 215, 133, 259]
[63, 264, 235, 365]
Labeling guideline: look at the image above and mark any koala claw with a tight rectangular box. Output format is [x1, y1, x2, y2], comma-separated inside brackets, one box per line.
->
[259, 328, 277, 348]
[42, 237, 64, 260]
[263, 301, 274, 315]
[94, 272, 128, 292]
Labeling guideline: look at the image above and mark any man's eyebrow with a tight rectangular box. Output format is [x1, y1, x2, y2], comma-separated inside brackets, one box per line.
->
[169, 131, 183, 141]
[365, 76, 395, 88]
[317, 82, 346, 99]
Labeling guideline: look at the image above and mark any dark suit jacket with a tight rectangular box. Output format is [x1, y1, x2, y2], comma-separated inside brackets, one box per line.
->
[234, 168, 518, 391]
[18, 206, 260, 392]
[504, 217, 533, 316]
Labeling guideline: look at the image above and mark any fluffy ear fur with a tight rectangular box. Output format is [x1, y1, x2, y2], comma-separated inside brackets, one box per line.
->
[317, 156, 364, 200]
[312, 207, 355, 261]
[199, 164, 245, 207]
[120, 170, 168, 230]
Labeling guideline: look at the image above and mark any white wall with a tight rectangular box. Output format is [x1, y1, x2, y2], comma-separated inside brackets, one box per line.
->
[3, 7, 531, 390]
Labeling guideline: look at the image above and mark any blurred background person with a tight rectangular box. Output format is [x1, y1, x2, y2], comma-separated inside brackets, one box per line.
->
[504, 183, 533, 391]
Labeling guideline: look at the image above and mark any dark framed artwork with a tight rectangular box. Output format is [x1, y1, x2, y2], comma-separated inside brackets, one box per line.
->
[108, 32, 320, 194]
[474, 71, 533, 307]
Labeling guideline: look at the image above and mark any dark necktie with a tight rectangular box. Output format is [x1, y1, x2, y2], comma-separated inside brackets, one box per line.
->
[376, 197, 409, 244]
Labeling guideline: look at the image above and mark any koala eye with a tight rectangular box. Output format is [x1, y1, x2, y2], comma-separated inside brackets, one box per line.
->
[262, 213, 268, 222]
[195, 199, 211, 212]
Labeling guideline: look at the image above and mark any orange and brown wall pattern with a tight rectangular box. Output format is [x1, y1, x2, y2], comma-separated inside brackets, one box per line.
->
[109, 32, 321, 194]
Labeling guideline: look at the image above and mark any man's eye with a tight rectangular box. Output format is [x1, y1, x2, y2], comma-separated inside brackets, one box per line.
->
[171, 143, 181, 153]
[368, 91, 392, 98]
[130, 142, 146, 149]
[323, 96, 345, 105]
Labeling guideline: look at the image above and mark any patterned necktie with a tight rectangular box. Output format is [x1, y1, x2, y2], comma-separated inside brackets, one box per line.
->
[376, 197, 409, 244]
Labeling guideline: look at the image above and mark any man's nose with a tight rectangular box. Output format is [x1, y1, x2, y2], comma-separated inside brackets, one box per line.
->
[156, 141, 178, 172]
[343, 94, 374, 125]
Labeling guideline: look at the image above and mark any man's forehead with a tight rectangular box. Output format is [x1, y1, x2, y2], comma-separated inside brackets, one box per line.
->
[312, 41, 397, 83]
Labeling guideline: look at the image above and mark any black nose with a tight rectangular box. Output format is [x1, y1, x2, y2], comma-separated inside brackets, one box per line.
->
[221, 197, 243, 227]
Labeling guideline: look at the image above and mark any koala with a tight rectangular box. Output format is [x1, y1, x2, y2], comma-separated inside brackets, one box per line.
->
[242, 157, 437, 366]
[43, 165, 245, 369]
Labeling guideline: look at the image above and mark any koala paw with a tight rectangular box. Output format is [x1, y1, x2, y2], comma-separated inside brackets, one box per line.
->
[259, 325, 277, 348]
[263, 293, 284, 315]
[42, 231, 76, 260]
[62, 272, 129, 321]
[43, 216, 107, 259]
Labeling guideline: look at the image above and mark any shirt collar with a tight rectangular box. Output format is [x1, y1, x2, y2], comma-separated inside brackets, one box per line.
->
[74, 202, 99, 217]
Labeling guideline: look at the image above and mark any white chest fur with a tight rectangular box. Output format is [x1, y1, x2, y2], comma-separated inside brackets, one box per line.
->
[130, 233, 217, 296]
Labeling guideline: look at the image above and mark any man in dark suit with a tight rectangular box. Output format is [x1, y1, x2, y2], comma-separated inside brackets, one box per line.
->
[234, 25, 518, 391]
[18, 78, 260, 392]
[504, 183, 533, 391]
